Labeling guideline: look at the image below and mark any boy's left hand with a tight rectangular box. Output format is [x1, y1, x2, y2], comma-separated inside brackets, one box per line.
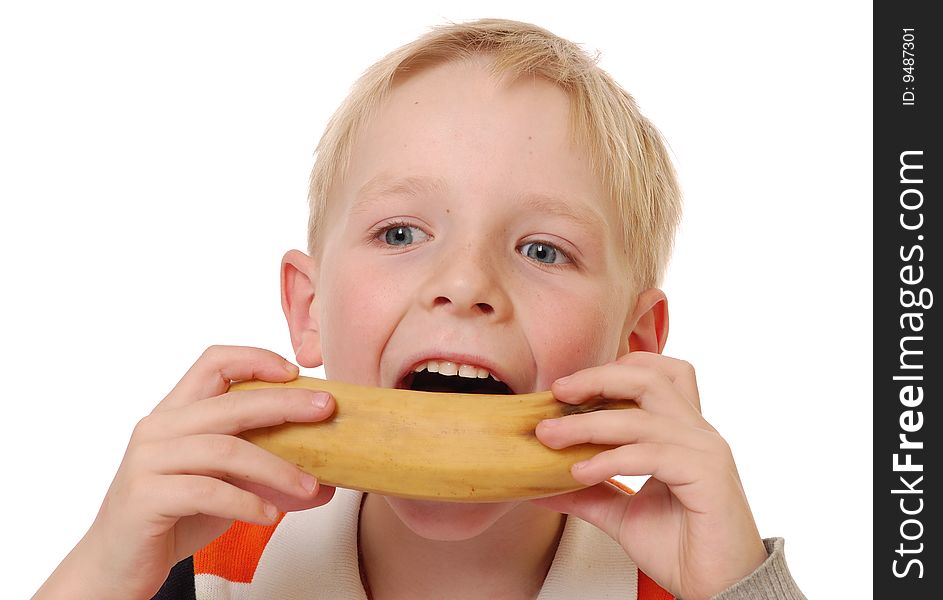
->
[533, 352, 768, 600]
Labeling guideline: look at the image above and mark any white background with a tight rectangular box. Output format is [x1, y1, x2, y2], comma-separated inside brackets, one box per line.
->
[1, 1, 872, 597]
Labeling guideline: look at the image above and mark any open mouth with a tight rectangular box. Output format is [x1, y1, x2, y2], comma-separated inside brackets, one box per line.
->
[398, 370, 514, 395]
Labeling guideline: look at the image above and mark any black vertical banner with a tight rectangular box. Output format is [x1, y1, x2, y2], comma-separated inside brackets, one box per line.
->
[874, 2, 940, 596]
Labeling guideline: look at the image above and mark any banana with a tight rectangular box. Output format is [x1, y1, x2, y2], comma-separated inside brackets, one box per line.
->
[235, 376, 636, 502]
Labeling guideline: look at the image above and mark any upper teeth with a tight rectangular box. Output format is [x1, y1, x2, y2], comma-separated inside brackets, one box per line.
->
[413, 360, 500, 382]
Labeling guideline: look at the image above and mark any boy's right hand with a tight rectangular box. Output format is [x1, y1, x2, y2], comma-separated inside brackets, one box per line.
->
[36, 345, 335, 600]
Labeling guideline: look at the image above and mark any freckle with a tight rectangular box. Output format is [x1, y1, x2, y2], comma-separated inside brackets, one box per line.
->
[528, 135, 532, 140]
[414, 101, 420, 104]
[446, 208, 450, 213]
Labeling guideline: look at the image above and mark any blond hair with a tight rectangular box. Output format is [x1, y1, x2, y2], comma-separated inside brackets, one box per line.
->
[307, 18, 681, 288]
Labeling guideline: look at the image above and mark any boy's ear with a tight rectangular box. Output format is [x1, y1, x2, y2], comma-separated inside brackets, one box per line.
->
[622, 288, 669, 354]
[281, 249, 323, 368]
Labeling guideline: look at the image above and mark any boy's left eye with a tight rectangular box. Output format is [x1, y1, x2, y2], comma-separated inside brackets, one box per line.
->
[519, 241, 570, 265]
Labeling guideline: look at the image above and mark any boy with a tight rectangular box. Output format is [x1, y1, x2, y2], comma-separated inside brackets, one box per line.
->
[37, 19, 804, 599]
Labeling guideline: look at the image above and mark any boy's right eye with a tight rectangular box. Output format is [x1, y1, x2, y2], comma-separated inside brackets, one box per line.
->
[377, 222, 430, 246]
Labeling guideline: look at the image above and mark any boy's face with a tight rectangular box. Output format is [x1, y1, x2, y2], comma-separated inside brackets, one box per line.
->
[285, 56, 661, 539]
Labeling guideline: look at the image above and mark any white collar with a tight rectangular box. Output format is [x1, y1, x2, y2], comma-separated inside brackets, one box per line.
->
[250, 488, 637, 599]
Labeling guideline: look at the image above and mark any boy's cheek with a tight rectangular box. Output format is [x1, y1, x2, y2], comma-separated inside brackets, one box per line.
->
[317, 263, 402, 383]
[527, 305, 621, 387]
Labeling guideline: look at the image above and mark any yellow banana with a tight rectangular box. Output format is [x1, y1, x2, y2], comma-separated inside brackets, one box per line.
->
[235, 376, 636, 502]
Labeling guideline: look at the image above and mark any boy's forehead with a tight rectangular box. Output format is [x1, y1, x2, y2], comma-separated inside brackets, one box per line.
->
[332, 57, 618, 233]
[388, 54, 564, 115]
[366, 58, 573, 152]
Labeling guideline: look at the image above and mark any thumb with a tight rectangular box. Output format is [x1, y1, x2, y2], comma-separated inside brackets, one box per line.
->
[530, 480, 634, 542]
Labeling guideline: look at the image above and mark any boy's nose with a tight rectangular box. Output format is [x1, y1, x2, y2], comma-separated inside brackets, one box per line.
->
[433, 294, 495, 316]
[419, 244, 510, 320]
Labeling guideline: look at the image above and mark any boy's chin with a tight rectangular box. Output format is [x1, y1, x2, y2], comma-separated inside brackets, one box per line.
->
[382, 495, 520, 542]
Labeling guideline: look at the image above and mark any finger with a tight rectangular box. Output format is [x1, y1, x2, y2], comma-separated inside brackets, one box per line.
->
[536, 409, 719, 450]
[147, 474, 280, 526]
[140, 434, 322, 500]
[144, 388, 334, 438]
[570, 443, 729, 512]
[158, 345, 300, 410]
[572, 442, 704, 486]
[552, 363, 703, 424]
[236, 479, 336, 513]
[616, 352, 702, 412]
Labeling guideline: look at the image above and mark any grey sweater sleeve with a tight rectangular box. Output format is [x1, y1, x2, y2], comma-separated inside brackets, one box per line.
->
[709, 538, 806, 600]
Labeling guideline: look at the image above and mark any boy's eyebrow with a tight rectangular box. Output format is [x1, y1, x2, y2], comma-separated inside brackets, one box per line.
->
[352, 174, 606, 233]
[351, 174, 447, 215]
[512, 192, 606, 233]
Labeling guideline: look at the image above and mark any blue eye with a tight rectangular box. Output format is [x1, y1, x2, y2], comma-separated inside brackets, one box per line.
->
[380, 224, 429, 246]
[520, 242, 569, 265]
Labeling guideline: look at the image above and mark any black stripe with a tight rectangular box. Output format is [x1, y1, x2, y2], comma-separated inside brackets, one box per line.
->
[151, 555, 196, 600]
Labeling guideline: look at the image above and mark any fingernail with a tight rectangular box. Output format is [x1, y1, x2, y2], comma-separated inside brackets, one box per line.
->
[300, 473, 318, 494]
[284, 362, 299, 374]
[572, 460, 589, 471]
[555, 376, 571, 386]
[540, 418, 559, 429]
[264, 503, 279, 522]
[312, 392, 330, 409]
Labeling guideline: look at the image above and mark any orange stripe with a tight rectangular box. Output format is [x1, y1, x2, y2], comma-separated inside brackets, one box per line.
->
[638, 569, 674, 599]
[194, 515, 284, 583]
[606, 477, 637, 495]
